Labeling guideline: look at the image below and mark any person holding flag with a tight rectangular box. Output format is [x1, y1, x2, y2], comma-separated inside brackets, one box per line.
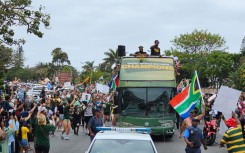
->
[108, 74, 119, 91]
[169, 71, 205, 138]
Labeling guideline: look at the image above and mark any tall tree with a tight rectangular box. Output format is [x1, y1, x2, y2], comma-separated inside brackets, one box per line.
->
[12, 45, 25, 68]
[0, 0, 50, 45]
[206, 51, 233, 88]
[0, 44, 12, 85]
[51, 48, 70, 66]
[82, 61, 95, 72]
[172, 29, 227, 54]
[240, 36, 245, 56]
[227, 64, 245, 91]
[0, 44, 12, 69]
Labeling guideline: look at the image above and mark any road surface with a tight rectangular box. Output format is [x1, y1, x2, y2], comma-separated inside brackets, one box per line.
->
[42, 129, 227, 153]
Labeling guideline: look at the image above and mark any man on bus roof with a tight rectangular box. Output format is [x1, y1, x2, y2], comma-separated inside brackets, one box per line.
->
[150, 40, 160, 56]
[131, 46, 148, 56]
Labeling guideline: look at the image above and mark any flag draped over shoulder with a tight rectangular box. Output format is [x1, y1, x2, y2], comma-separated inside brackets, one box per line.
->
[170, 71, 202, 119]
[108, 74, 119, 90]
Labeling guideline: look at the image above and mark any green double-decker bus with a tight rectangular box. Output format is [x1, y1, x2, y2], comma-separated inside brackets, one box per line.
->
[117, 56, 177, 136]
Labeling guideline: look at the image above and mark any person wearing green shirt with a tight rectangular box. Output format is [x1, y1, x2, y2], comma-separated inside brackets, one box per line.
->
[35, 105, 55, 153]
[61, 95, 76, 140]
[103, 100, 113, 126]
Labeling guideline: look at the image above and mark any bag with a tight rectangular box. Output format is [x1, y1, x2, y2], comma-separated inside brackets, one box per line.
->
[0, 128, 6, 141]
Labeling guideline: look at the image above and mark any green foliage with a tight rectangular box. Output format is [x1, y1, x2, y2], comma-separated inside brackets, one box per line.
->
[172, 29, 227, 54]
[0, 44, 12, 86]
[206, 51, 233, 88]
[82, 61, 94, 72]
[80, 69, 111, 84]
[5, 68, 34, 81]
[11, 45, 25, 68]
[0, 0, 50, 45]
[165, 48, 237, 88]
[227, 63, 245, 91]
[51, 48, 70, 66]
[240, 36, 245, 56]
[0, 44, 12, 69]
[103, 49, 119, 70]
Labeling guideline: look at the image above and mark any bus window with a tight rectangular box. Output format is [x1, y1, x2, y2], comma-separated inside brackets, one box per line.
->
[121, 88, 146, 116]
[147, 88, 172, 117]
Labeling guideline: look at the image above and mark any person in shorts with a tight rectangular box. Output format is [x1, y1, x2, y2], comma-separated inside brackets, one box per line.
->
[57, 102, 64, 130]
[83, 101, 93, 134]
[61, 96, 76, 140]
[17, 120, 30, 153]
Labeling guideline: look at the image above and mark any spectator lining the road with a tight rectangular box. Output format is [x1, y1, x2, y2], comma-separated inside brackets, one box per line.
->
[220, 115, 245, 153]
[17, 120, 30, 153]
[183, 118, 208, 153]
[87, 109, 103, 142]
[35, 105, 55, 153]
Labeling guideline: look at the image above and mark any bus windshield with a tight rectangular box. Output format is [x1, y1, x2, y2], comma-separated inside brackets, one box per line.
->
[119, 87, 175, 117]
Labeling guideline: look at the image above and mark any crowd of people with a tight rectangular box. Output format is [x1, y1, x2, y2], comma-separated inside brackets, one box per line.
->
[180, 94, 245, 153]
[0, 78, 118, 153]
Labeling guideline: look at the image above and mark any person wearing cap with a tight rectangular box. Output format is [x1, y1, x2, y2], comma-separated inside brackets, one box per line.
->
[220, 112, 245, 153]
[183, 118, 208, 153]
[180, 107, 205, 138]
[131, 46, 148, 56]
[150, 40, 160, 56]
[87, 108, 103, 142]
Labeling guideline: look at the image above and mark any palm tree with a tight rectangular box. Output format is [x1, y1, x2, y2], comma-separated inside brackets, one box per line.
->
[82, 61, 95, 72]
[51, 48, 70, 66]
[103, 49, 119, 68]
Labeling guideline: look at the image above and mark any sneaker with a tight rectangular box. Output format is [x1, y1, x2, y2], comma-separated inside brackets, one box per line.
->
[64, 136, 70, 140]
[61, 134, 64, 140]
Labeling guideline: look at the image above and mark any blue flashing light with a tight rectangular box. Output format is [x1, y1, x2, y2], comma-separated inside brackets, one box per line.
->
[96, 127, 151, 134]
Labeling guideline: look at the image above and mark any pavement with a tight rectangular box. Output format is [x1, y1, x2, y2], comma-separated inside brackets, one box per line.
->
[31, 128, 227, 153]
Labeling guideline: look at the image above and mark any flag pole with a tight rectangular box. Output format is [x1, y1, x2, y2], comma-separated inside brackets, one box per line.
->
[195, 70, 205, 113]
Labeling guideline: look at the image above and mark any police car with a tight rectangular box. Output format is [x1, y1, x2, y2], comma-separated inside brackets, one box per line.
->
[85, 127, 158, 153]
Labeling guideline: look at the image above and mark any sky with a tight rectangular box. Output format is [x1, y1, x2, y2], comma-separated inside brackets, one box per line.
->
[12, 0, 245, 71]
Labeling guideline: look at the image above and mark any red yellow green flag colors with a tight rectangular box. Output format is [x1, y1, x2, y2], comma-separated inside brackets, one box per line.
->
[170, 71, 202, 119]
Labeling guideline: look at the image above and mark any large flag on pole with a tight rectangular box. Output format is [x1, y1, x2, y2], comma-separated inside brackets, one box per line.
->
[108, 74, 119, 90]
[170, 71, 202, 119]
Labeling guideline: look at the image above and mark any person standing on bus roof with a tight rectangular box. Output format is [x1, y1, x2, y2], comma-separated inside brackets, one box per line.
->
[131, 46, 148, 56]
[150, 40, 160, 56]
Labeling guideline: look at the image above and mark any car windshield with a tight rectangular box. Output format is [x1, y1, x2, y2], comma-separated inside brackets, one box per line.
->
[119, 88, 175, 117]
[89, 139, 155, 153]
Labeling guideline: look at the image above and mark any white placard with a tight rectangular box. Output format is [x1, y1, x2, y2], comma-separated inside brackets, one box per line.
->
[96, 84, 103, 93]
[64, 82, 71, 89]
[81, 93, 91, 102]
[212, 86, 241, 135]
[102, 85, 109, 94]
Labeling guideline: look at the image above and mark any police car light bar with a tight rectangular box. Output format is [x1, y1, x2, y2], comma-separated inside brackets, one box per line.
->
[96, 127, 151, 134]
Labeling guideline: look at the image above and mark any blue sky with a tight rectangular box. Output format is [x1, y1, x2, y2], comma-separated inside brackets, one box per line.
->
[12, 0, 245, 71]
